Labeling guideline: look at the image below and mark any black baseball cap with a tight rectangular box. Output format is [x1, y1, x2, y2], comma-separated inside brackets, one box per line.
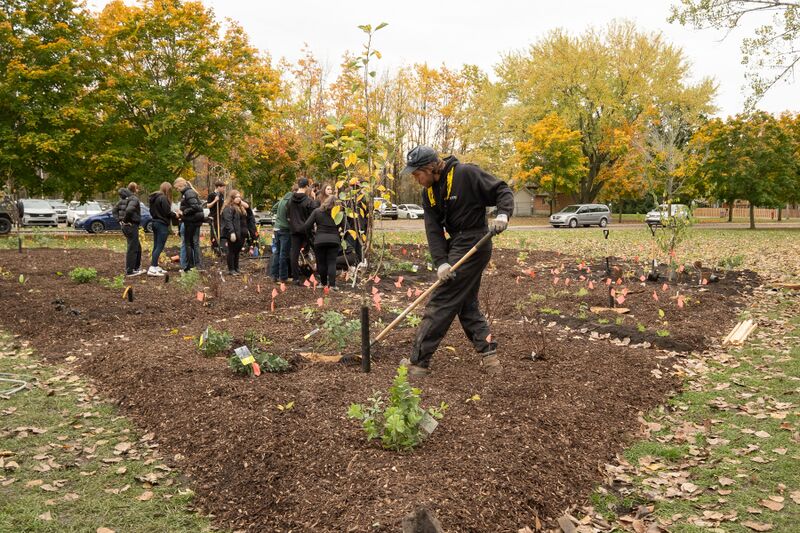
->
[401, 145, 438, 177]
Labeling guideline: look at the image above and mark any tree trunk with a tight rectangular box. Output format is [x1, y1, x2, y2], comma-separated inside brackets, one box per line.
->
[749, 204, 755, 229]
[550, 181, 556, 216]
[618, 201, 623, 223]
[778, 207, 782, 221]
[728, 202, 733, 222]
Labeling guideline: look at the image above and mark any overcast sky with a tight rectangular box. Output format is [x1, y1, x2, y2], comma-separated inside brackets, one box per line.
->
[88, 0, 797, 117]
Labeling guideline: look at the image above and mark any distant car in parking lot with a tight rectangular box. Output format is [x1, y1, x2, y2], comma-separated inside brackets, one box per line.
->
[67, 201, 103, 226]
[76, 207, 153, 233]
[47, 200, 68, 224]
[0, 196, 20, 235]
[646, 203, 690, 227]
[397, 203, 424, 219]
[21, 199, 59, 227]
[550, 204, 610, 228]
[374, 198, 398, 220]
[252, 207, 273, 226]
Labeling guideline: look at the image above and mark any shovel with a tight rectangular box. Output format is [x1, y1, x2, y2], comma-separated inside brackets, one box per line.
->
[370, 231, 495, 347]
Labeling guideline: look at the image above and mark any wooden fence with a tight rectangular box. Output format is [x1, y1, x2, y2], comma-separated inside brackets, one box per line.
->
[694, 207, 800, 220]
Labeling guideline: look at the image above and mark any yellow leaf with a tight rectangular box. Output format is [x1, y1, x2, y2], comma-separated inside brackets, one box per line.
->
[466, 394, 481, 403]
[331, 205, 340, 220]
[335, 180, 345, 189]
[330, 161, 340, 171]
[347, 229, 357, 239]
[344, 122, 357, 129]
[325, 124, 337, 133]
[344, 153, 358, 168]
[373, 200, 382, 210]
[349, 177, 359, 186]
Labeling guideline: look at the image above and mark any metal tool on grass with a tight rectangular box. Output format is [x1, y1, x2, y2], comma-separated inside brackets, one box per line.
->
[369, 231, 495, 349]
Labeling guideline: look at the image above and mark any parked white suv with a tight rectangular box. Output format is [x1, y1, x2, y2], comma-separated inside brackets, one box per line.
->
[646, 203, 690, 227]
[21, 199, 58, 227]
[550, 204, 610, 228]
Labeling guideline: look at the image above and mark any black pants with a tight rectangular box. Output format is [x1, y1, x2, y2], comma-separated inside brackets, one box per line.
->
[184, 222, 201, 270]
[314, 242, 339, 287]
[411, 231, 494, 368]
[209, 217, 222, 254]
[290, 233, 308, 281]
[226, 237, 243, 272]
[121, 224, 141, 274]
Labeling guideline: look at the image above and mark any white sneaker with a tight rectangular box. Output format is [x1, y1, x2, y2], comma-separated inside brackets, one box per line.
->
[156, 266, 167, 274]
[127, 269, 145, 277]
[147, 267, 164, 277]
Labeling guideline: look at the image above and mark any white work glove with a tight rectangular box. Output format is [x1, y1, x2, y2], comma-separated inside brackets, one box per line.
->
[489, 214, 508, 235]
[230, 233, 237, 243]
[437, 263, 454, 282]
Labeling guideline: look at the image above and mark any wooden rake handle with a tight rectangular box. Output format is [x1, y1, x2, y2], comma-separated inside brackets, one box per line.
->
[371, 231, 494, 346]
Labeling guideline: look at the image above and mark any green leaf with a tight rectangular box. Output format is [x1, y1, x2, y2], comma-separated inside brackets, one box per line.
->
[375, 22, 388, 31]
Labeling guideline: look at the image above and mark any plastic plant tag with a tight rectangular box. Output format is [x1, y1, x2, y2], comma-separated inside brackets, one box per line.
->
[411, 264, 419, 273]
[199, 327, 209, 348]
[235, 345, 255, 366]
[303, 328, 320, 340]
[420, 413, 439, 436]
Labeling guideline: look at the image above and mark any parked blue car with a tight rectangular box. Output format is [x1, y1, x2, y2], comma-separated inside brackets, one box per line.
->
[76, 207, 153, 234]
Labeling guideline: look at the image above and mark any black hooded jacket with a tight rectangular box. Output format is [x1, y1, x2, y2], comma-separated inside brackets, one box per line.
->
[148, 192, 174, 225]
[287, 192, 316, 235]
[301, 206, 344, 246]
[421, 156, 514, 267]
[113, 188, 141, 225]
[179, 186, 205, 224]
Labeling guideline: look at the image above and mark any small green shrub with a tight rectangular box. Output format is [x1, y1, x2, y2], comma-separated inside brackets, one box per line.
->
[69, 267, 97, 284]
[539, 307, 561, 316]
[405, 314, 422, 328]
[177, 269, 201, 292]
[598, 318, 610, 325]
[100, 274, 124, 290]
[615, 316, 625, 326]
[228, 350, 289, 375]
[198, 326, 232, 357]
[656, 329, 670, 337]
[347, 365, 448, 451]
[576, 287, 589, 297]
[637, 323, 647, 333]
[321, 310, 360, 350]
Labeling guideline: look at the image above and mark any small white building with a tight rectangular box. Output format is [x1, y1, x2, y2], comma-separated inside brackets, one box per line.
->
[513, 187, 535, 216]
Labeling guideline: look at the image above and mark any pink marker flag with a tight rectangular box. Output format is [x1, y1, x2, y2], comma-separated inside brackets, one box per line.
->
[639, 275, 646, 282]
[280, 282, 286, 292]
[677, 294, 685, 308]
[407, 288, 413, 298]
[662, 283, 669, 292]
[652, 290, 659, 302]
[588, 281, 595, 290]
[616, 295, 626, 305]
[272, 288, 278, 298]
[564, 278, 571, 286]
[394, 276, 404, 288]
[373, 275, 381, 284]
[317, 297, 324, 307]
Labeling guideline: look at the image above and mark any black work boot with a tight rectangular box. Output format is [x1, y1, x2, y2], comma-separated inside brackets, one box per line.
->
[480, 349, 501, 374]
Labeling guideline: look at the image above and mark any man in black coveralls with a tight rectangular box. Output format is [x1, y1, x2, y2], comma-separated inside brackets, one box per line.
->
[402, 146, 514, 377]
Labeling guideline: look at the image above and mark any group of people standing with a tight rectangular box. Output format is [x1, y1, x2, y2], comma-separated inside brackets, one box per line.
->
[113, 175, 350, 290]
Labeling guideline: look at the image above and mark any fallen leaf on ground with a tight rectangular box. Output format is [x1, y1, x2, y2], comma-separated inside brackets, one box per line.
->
[790, 491, 800, 504]
[97, 528, 115, 533]
[742, 521, 773, 532]
[37, 511, 52, 521]
[718, 477, 735, 486]
[760, 499, 783, 512]
[137, 490, 154, 501]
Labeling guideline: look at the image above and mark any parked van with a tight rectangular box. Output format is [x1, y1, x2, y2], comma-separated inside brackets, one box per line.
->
[550, 204, 611, 228]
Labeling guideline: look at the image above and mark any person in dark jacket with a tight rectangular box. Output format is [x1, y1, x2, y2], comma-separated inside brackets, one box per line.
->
[147, 181, 176, 277]
[301, 192, 344, 290]
[286, 177, 317, 285]
[401, 146, 514, 377]
[269, 189, 294, 282]
[114, 182, 144, 276]
[206, 181, 226, 255]
[221, 189, 248, 275]
[173, 178, 205, 272]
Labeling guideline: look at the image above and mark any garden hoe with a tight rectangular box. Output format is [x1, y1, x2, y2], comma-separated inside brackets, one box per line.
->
[368, 231, 496, 352]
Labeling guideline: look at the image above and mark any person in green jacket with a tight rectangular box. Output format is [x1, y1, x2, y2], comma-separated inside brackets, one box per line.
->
[269, 187, 294, 282]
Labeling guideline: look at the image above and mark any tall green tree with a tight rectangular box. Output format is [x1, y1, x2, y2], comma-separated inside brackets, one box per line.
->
[0, 0, 98, 197]
[691, 112, 795, 228]
[95, 0, 280, 190]
[670, 0, 800, 107]
[515, 112, 586, 214]
[495, 21, 715, 203]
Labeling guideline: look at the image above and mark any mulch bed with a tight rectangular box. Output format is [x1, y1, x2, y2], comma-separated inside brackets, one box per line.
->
[0, 245, 757, 531]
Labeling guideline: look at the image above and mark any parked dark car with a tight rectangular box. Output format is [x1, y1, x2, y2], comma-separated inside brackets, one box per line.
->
[0, 195, 20, 235]
[76, 207, 153, 234]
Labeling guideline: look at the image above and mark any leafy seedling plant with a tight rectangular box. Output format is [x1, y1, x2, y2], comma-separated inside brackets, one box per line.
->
[321, 310, 360, 350]
[99, 274, 125, 289]
[198, 327, 232, 357]
[69, 267, 97, 284]
[348, 365, 448, 451]
[228, 350, 289, 375]
[177, 269, 201, 292]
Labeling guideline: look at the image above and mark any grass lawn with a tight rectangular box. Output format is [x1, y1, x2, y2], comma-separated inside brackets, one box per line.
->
[0, 334, 219, 533]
